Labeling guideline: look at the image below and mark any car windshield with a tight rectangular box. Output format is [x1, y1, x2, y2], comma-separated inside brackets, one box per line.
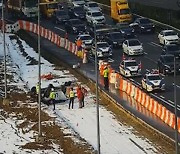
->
[147, 75, 161, 80]
[92, 12, 102, 17]
[125, 61, 137, 67]
[129, 40, 140, 46]
[139, 18, 151, 24]
[47, 3, 58, 9]
[70, 19, 83, 25]
[97, 42, 109, 48]
[164, 31, 177, 36]
[74, 7, 84, 12]
[80, 35, 92, 40]
[25, 0, 38, 7]
[167, 45, 179, 51]
[110, 32, 123, 39]
[57, 11, 67, 16]
[118, 9, 130, 15]
[89, 3, 98, 7]
[163, 56, 174, 63]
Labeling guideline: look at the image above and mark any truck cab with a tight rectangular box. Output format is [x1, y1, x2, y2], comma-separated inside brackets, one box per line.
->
[40, 0, 58, 18]
[111, 0, 132, 23]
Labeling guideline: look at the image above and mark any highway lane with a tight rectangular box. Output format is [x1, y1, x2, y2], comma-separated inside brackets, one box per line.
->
[36, 13, 180, 115]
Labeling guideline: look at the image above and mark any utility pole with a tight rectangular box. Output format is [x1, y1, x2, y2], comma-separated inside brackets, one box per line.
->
[2, 0, 7, 99]
[94, 23, 101, 154]
[38, 0, 42, 138]
[174, 57, 178, 154]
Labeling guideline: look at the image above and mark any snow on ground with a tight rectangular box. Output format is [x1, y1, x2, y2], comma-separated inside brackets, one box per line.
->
[0, 33, 161, 153]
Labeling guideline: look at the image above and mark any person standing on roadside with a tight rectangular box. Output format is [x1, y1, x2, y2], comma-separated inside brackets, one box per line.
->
[81, 86, 87, 107]
[69, 87, 75, 109]
[103, 66, 109, 91]
[77, 85, 83, 108]
[49, 88, 56, 110]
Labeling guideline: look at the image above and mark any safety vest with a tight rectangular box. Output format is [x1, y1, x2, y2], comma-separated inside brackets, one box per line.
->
[36, 84, 40, 94]
[103, 68, 109, 78]
[49, 91, 56, 99]
[69, 90, 75, 98]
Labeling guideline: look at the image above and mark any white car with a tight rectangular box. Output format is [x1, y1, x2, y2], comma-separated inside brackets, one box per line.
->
[91, 42, 112, 58]
[158, 30, 179, 45]
[122, 39, 143, 56]
[119, 59, 141, 77]
[75, 34, 93, 50]
[84, 1, 101, 12]
[141, 70, 165, 92]
[69, 0, 85, 7]
[86, 10, 106, 25]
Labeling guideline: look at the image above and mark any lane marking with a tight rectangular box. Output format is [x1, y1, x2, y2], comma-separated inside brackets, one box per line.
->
[150, 42, 162, 48]
[144, 52, 148, 55]
[168, 100, 174, 104]
[55, 27, 65, 32]
[160, 95, 165, 99]
[172, 83, 180, 89]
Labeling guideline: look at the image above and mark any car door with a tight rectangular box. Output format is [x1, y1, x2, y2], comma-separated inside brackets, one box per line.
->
[119, 61, 125, 75]
[86, 12, 91, 23]
[142, 75, 147, 89]
[122, 40, 128, 53]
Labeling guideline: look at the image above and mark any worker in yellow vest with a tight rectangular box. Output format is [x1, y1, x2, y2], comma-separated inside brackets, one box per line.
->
[49, 88, 56, 110]
[103, 66, 109, 90]
[69, 87, 75, 109]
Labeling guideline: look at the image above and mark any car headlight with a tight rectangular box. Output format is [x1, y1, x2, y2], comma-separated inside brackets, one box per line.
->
[73, 27, 77, 30]
[141, 26, 145, 29]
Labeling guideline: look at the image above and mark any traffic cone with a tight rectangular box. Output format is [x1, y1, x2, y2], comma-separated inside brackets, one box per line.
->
[83, 51, 88, 63]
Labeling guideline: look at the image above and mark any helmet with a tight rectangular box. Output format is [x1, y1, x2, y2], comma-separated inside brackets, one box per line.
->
[51, 88, 54, 91]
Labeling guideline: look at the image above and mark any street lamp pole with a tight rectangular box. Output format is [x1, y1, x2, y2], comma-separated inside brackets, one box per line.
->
[94, 24, 101, 154]
[2, 0, 7, 99]
[174, 57, 178, 154]
[38, 0, 42, 137]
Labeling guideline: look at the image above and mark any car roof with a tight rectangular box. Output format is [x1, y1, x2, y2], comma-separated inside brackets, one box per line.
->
[161, 30, 175, 33]
[97, 42, 108, 44]
[88, 10, 101, 13]
[87, 1, 97, 4]
[123, 59, 137, 63]
[126, 39, 140, 42]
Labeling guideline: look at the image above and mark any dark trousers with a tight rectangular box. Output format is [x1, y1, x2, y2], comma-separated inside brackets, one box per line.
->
[69, 97, 74, 109]
[104, 77, 109, 90]
[50, 99, 55, 110]
[81, 96, 84, 107]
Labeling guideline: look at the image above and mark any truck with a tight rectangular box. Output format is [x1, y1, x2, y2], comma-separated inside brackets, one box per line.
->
[7, 0, 38, 18]
[111, 0, 132, 23]
[40, 0, 59, 18]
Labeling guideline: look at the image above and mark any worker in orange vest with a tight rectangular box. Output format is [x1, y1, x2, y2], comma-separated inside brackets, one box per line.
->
[76, 38, 82, 51]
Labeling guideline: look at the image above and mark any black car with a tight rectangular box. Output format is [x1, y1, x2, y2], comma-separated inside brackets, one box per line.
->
[161, 44, 180, 58]
[130, 18, 155, 33]
[105, 32, 124, 48]
[64, 19, 87, 34]
[157, 54, 180, 75]
[68, 6, 86, 20]
[89, 24, 115, 40]
[52, 10, 70, 24]
[116, 23, 135, 38]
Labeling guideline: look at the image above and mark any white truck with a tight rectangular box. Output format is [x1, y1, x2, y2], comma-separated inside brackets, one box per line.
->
[8, 0, 38, 18]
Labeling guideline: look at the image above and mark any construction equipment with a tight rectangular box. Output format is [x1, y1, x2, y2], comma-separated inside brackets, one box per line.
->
[111, 0, 132, 23]
[7, 0, 38, 18]
[40, 0, 58, 18]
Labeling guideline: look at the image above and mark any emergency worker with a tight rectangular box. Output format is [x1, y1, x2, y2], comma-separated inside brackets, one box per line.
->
[103, 66, 109, 90]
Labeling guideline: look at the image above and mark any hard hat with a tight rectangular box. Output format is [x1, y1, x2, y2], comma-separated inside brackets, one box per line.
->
[51, 88, 54, 91]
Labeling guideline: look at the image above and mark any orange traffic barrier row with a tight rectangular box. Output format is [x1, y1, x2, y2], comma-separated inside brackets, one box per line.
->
[16, 20, 88, 64]
[99, 63, 179, 133]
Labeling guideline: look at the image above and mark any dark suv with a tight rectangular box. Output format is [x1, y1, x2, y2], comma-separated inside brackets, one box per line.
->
[130, 18, 155, 33]
[68, 6, 86, 20]
[161, 44, 180, 58]
[52, 10, 70, 24]
[157, 54, 180, 75]
[105, 32, 124, 48]
[64, 19, 87, 34]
